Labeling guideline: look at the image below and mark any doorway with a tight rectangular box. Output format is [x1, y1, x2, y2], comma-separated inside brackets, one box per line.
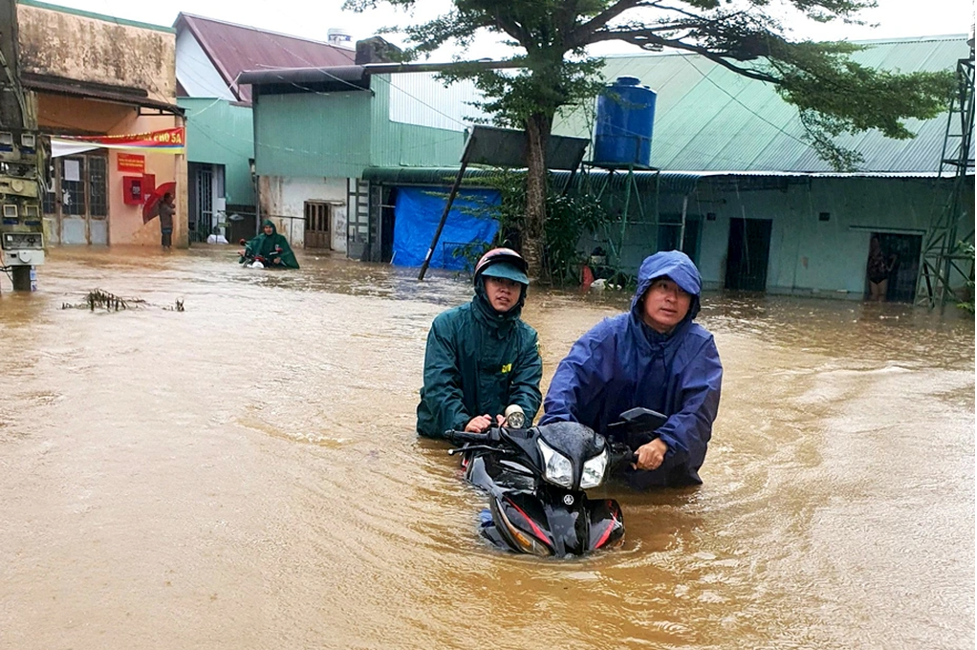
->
[304, 201, 331, 249]
[866, 232, 921, 302]
[188, 163, 225, 243]
[658, 214, 701, 264]
[380, 187, 397, 263]
[725, 218, 772, 291]
[42, 153, 108, 245]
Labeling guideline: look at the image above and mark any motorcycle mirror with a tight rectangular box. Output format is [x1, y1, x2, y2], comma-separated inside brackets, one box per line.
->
[617, 407, 667, 431]
[239, 238, 247, 245]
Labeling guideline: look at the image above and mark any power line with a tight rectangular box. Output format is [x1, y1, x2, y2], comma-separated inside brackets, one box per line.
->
[680, 55, 811, 150]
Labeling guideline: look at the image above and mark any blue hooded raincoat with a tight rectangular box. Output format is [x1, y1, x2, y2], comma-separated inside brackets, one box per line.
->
[540, 251, 723, 489]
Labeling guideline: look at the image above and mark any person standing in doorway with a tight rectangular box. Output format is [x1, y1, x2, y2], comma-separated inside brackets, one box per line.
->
[158, 192, 175, 249]
[866, 235, 896, 301]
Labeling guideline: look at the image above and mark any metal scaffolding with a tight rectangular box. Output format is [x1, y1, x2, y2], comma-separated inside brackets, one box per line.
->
[916, 42, 976, 308]
[582, 163, 662, 269]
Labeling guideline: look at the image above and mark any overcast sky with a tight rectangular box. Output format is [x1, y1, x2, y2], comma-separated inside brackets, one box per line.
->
[47, 0, 971, 59]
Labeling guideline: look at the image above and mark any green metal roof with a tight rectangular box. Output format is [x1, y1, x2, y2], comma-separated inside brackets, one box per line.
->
[553, 35, 971, 174]
[361, 166, 703, 194]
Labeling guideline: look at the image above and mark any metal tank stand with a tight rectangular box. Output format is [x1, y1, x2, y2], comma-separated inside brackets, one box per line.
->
[584, 162, 661, 270]
[916, 41, 975, 308]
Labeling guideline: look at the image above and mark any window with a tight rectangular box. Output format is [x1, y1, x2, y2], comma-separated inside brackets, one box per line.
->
[88, 156, 107, 217]
[61, 157, 85, 216]
[304, 201, 330, 232]
[657, 213, 701, 263]
[43, 152, 108, 218]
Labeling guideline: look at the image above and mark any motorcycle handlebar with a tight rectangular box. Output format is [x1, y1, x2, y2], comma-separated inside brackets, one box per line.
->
[444, 429, 491, 445]
[608, 444, 638, 469]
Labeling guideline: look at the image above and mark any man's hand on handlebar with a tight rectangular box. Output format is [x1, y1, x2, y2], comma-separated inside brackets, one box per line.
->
[633, 438, 668, 471]
[464, 414, 505, 432]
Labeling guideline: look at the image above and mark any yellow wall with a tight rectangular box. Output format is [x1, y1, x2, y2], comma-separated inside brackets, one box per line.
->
[23, 3, 186, 247]
[18, 4, 176, 103]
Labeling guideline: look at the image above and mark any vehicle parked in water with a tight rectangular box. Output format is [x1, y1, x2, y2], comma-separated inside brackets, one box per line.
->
[239, 238, 283, 269]
[445, 407, 667, 557]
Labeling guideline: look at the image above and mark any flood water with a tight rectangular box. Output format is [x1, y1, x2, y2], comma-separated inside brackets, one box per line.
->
[1, 246, 973, 650]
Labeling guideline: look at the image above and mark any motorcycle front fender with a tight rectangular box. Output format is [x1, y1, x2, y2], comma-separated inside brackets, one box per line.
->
[489, 490, 625, 556]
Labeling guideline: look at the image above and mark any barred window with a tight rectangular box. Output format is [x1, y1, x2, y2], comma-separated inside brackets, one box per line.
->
[88, 156, 107, 217]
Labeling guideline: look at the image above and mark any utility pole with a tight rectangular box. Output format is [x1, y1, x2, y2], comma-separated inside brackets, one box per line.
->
[0, 0, 44, 292]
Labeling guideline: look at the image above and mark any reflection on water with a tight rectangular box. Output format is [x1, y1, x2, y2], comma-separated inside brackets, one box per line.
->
[1, 246, 973, 650]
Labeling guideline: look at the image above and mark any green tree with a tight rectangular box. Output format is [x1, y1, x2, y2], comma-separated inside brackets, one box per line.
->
[345, 0, 955, 279]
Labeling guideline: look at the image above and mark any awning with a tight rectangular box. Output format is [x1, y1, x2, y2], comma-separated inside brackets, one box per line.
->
[238, 66, 371, 94]
[23, 72, 184, 116]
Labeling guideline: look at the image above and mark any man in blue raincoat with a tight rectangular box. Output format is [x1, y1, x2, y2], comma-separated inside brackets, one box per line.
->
[540, 251, 722, 489]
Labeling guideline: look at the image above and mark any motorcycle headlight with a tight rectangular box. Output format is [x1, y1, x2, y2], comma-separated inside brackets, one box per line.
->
[579, 449, 608, 489]
[538, 439, 574, 488]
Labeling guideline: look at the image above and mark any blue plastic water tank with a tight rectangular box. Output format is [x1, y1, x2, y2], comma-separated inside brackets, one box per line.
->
[593, 76, 657, 167]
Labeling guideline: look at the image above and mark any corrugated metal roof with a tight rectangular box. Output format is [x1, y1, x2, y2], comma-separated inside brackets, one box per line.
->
[177, 13, 355, 104]
[553, 35, 972, 174]
[361, 167, 704, 194]
[361, 166, 967, 199]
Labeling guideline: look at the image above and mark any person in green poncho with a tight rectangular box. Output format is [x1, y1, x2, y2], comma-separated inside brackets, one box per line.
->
[416, 247, 542, 438]
[239, 219, 300, 268]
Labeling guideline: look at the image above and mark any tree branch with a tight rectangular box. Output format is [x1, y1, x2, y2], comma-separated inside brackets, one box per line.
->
[594, 28, 783, 83]
[567, 0, 657, 48]
[492, 8, 531, 45]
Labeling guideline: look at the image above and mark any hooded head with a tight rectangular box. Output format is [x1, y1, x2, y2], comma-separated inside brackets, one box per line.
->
[262, 219, 277, 236]
[472, 248, 530, 324]
[630, 251, 702, 335]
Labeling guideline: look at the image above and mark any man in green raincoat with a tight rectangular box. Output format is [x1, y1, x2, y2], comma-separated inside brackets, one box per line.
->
[417, 248, 542, 438]
[239, 219, 300, 268]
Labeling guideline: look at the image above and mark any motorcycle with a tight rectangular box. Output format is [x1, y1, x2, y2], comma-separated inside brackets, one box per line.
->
[445, 406, 667, 557]
[239, 238, 284, 269]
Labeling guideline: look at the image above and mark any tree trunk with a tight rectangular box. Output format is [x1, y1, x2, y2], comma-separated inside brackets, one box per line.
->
[523, 111, 552, 283]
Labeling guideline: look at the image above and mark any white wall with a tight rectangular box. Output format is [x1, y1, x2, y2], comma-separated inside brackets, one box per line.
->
[693, 176, 960, 296]
[262, 176, 348, 252]
[176, 28, 236, 100]
[387, 72, 491, 131]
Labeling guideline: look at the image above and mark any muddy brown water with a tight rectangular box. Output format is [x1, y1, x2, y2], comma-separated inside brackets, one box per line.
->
[1, 247, 973, 650]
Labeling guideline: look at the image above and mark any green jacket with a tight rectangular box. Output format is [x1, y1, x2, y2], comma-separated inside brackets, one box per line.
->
[240, 219, 300, 268]
[416, 280, 543, 438]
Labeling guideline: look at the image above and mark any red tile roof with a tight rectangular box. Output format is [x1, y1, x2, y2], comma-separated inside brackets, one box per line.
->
[177, 13, 355, 104]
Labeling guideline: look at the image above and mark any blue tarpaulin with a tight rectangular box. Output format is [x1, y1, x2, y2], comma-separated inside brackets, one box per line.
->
[392, 187, 500, 270]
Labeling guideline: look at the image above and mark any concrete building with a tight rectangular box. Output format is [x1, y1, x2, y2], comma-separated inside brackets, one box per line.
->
[18, 0, 186, 246]
[240, 60, 489, 258]
[551, 34, 974, 300]
[174, 13, 355, 242]
[244, 35, 973, 301]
